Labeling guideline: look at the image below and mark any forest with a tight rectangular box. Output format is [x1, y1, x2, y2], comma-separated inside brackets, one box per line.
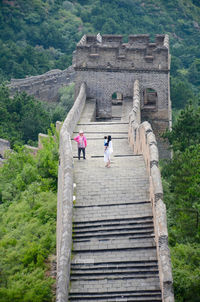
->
[0, 0, 200, 301]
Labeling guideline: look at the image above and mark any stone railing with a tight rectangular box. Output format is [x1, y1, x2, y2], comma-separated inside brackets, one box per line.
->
[128, 80, 174, 302]
[164, 34, 169, 49]
[56, 82, 86, 302]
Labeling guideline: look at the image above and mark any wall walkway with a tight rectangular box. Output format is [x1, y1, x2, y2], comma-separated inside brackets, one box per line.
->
[57, 83, 173, 301]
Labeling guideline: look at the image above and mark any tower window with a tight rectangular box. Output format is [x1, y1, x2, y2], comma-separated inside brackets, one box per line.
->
[112, 92, 123, 104]
[143, 88, 157, 107]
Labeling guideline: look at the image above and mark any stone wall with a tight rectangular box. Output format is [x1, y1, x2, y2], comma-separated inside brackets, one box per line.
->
[56, 82, 86, 302]
[0, 133, 50, 165]
[75, 69, 169, 120]
[73, 34, 171, 158]
[128, 80, 174, 302]
[0, 138, 10, 165]
[75, 34, 169, 71]
[8, 66, 75, 102]
[0, 138, 10, 157]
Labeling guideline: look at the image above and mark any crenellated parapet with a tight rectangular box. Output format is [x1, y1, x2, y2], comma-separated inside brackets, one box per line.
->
[74, 34, 171, 158]
[74, 33, 169, 72]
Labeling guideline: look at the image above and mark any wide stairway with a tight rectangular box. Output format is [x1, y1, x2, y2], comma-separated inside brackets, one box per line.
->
[69, 100, 162, 301]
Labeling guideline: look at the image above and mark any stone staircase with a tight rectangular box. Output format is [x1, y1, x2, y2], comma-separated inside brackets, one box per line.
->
[69, 100, 162, 301]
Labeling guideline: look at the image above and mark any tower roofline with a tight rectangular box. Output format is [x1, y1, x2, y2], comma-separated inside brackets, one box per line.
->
[77, 33, 169, 50]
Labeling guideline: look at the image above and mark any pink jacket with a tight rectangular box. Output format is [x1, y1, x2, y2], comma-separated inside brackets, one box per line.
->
[74, 135, 87, 147]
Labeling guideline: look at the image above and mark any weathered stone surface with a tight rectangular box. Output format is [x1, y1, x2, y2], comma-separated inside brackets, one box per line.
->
[73, 34, 171, 158]
[8, 66, 75, 102]
[0, 138, 11, 165]
[56, 95, 174, 301]
[0, 138, 10, 158]
[67, 100, 161, 301]
[56, 83, 86, 302]
[24, 145, 38, 156]
[55, 34, 173, 302]
[128, 80, 174, 302]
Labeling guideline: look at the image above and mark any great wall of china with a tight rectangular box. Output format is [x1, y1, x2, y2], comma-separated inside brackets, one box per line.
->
[2, 33, 174, 301]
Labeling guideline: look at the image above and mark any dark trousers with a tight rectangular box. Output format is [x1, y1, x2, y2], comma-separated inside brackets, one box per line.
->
[78, 147, 85, 159]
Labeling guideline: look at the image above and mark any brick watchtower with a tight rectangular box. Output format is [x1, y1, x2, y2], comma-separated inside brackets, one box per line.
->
[73, 34, 171, 158]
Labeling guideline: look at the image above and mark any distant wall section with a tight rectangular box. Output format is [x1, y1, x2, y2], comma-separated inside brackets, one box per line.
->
[8, 66, 75, 102]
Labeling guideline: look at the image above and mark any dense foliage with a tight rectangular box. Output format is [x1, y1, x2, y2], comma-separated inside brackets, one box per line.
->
[45, 83, 75, 124]
[0, 83, 74, 146]
[0, 0, 82, 81]
[0, 127, 59, 302]
[0, 0, 200, 110]
[162, 104, 200, 301]
[163, 103, 200, 151]
[0, 85, 50, 146]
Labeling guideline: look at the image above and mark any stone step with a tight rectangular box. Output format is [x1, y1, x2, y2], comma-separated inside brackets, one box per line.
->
[69, 278, 161, 293]
[74, 124, 129, 130]
[74, 201, 152, 209]
[73, 216, 153, 225]
[69, 297, 162, 301]
[70, 273, 159, 281]
[71, 250, 158, 265]
[71, 267, 159, 276]
[73, 232, 154, 241]
[77, 121, 129, 125]
[73, 238, 156, 253]
[73, 217, 153, 229]
[71, 267, 159, 274]
[73, 222, 153, 232]
[69, 292, 162, 302]
[74, 199, 151, 207]
[73, 228, 154, 236]
[73, 223, 154, 239]
[71, 260, 159, 269]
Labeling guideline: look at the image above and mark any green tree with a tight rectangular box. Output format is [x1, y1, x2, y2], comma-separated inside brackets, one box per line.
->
[171, 243, 200, 302]
[163, 103, 200, 152]
[0, 127, 58, 301]
[170, 77, 194, 109]
[0, 86, 51, 146]
[188, 59, 200, 86]
[164, 145, 200, 242]
[161, 102, 200, 300]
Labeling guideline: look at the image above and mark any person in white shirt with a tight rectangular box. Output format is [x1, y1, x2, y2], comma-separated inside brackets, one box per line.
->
[104, 135, 113, 167]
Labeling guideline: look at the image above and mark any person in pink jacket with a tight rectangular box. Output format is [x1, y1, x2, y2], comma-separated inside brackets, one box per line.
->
[74, 130, 87, 160]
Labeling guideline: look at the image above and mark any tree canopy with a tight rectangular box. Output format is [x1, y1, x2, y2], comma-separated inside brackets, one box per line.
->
[0, 84, 74, 147]
[162, 103, 200, 301]
[0, 127, 59, 301]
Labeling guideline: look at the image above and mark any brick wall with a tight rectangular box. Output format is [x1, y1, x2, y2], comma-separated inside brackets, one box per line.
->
[73, 34, 171, 158]
[128, 80, 174, 302]
[8, 66, 75, 102]
[56, 83, 86, 302]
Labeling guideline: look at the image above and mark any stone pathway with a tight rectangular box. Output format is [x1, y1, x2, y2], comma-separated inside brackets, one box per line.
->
[69, 100, 162, 301]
